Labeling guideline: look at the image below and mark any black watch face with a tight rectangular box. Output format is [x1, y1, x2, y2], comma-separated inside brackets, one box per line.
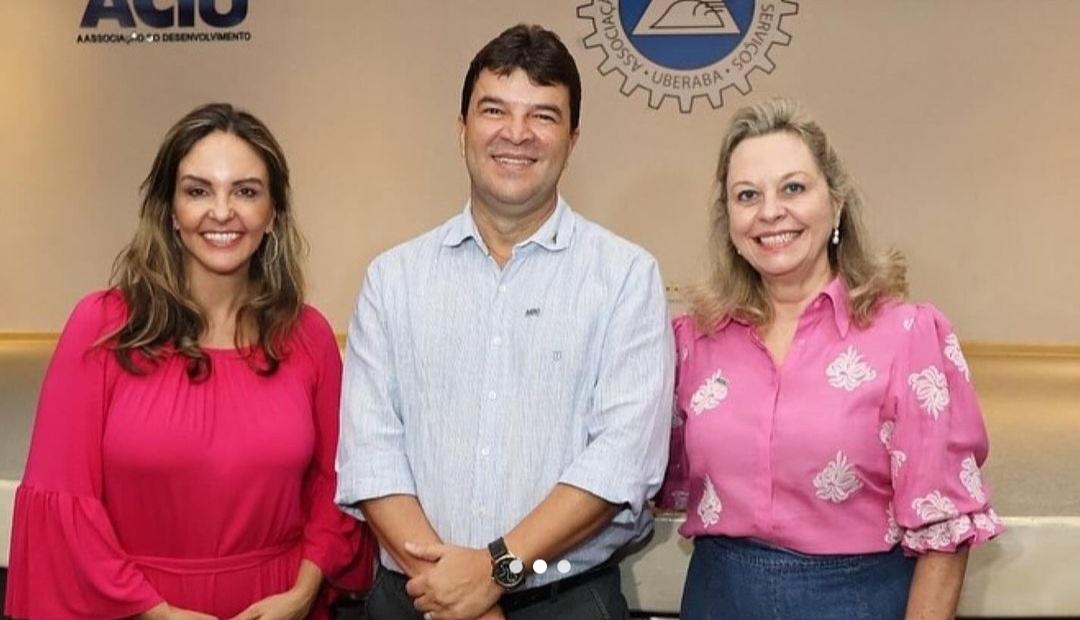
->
[494, 557, 525, 588]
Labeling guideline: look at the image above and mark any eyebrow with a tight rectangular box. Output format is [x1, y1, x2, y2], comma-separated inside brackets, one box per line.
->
[476, 96, 564, 119]
[476, 95, 506, 110]
[178, 174, 265, 187]
[729, 170, 813, 187]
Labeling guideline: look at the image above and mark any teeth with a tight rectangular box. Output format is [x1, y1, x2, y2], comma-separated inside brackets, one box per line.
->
[203, 232, 240, 244]
[759, 231, 799, 247]
[494, 156, 533, 165]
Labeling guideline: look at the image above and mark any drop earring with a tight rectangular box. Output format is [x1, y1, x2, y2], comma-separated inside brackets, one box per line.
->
[831, 226, 840, 245]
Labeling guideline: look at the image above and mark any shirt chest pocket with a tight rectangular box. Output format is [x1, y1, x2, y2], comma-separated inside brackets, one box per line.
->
[509, 317, 592, 409]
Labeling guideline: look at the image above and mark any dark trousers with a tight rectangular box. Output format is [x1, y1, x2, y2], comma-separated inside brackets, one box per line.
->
[364, 563, 630, 620]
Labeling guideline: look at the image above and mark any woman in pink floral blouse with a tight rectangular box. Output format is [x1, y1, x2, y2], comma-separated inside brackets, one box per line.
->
[657, 99, 1002, 619]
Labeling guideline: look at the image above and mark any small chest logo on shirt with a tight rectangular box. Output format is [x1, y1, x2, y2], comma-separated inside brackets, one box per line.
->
[525, 307, 541, 317]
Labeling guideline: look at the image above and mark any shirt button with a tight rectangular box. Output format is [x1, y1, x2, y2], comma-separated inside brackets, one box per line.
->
[493, 336, 503, 346]
[488, 390, 497, 400]
[480, 447, 490, 457]
[498, 284, 507, 293]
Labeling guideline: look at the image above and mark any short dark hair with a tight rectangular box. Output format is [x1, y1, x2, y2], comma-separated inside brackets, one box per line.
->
[460, 24, 582, 130]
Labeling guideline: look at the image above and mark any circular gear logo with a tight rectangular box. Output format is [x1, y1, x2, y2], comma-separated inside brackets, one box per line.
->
[576, 0, 798, 113]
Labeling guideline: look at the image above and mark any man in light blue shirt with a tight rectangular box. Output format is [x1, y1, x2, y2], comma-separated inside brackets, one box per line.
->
[337, 24, 674, 620]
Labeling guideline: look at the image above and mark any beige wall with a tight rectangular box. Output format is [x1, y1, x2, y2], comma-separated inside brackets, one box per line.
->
[2, 1, 1077, 343]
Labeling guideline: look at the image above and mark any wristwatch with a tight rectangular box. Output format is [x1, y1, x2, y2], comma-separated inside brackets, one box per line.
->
[487, 537, 525, 590]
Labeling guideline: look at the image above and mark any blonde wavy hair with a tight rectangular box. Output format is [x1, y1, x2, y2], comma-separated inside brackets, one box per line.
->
[689, 98, 907, 333]
[106, 103, 307, 380]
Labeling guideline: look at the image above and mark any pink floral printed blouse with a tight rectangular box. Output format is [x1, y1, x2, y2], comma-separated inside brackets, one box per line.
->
[657, 278, 1003, 555]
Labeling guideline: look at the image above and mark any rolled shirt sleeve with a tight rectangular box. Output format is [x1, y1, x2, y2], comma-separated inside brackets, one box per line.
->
[336, 262, 419, 519]
[558, 256, 675, 520]
[655, 316, 692, 511]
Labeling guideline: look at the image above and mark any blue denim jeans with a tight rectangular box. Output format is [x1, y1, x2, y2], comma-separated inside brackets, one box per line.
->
[680, 536, 915, 620]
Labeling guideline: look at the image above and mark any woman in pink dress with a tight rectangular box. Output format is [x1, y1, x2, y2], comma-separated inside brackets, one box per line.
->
[5, 103, 374, 619]
[658, 99, 1003, 619]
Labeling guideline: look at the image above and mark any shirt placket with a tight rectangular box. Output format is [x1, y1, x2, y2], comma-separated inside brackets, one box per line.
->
[748, 327, 781, 534]
[752, 305, 824, 536]
[469, 250, 522, 534]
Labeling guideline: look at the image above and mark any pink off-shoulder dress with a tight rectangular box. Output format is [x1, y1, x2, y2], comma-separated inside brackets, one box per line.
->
[5, 291, 374, 619]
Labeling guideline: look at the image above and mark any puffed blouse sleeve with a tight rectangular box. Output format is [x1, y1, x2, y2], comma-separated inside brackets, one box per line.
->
[297, 309, 376, 591]
[885, 304, 1004, 555]
[655, 315, 692, 511]
[5, 292, 163, 619]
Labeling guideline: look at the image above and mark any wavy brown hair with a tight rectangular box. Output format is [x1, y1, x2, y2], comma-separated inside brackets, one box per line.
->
[106, 103, 306, 380]
[690, 98, 907, 333]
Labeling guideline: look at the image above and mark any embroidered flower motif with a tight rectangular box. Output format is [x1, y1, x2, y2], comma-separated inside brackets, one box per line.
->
[880, 421, 906, 477]
[902, 317, 915, 331]
[670, 490, 689, 511]
[988, 508, 1003, 526]
[813, 451, 863, 503]
[903, 524, 939, 551]
[826, 346, 877, 391]
[890, 450, 907, 479]
[902, 526, 928, 551]
[973, 513, 997, 533]
[903, 516, 972, 551]
[697, 475, 722, 526]
[944, 334, 971, 382]
[908, 366, 950, 419]
[912, 491, 959, 521]
[902, 529, 922, 550]
[690, 369, 729, 415]
[950, 515, 972, 538]
[960, 455, 986, 503]
[885, 505, 902, 545]
[879, 421, 895, 448]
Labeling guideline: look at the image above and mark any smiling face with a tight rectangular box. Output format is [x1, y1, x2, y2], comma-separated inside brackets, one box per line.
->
[460, 67, 578, 222]
[726, 131, 838, 287]
[172, 130, 274, 281]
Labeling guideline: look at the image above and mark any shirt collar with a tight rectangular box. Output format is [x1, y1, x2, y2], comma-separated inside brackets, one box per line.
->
[707, 276, 853, 338]
[441, 195, 574, 252]
[817, 276, 853, 338]
[441, 202, 480, 248]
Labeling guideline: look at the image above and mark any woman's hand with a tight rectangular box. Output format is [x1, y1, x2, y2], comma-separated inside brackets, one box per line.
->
[225, 588, 316, 620]
[226, 559, 322, 620]
[137, 602, 217, 620]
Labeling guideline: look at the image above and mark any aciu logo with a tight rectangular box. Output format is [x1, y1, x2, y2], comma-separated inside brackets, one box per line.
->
[80, 0, 248, 29]
[577, 0, 798, 112]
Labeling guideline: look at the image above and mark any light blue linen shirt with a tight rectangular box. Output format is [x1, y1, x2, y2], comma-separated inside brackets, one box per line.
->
[336, 197, 674, 586]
